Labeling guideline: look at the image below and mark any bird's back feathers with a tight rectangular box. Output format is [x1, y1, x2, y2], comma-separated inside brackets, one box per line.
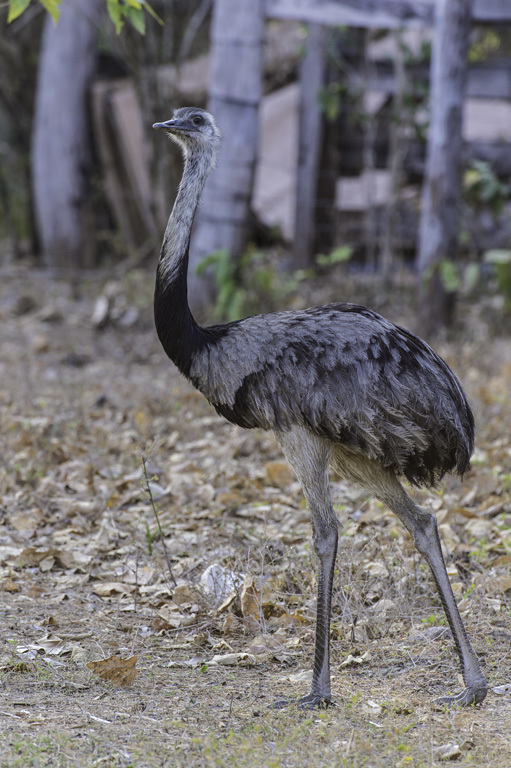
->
[188, 303, 474, 487]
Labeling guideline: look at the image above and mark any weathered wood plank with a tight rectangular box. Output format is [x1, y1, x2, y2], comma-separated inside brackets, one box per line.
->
[188, 0, 264, 314]
[294, 24, 326, 268]
[265, 0, 511, 27]
[32, 0, 103, 269]
[265, 0, 434, 29]
[351, 60, 511, 100]
[416, 0, 472, 335]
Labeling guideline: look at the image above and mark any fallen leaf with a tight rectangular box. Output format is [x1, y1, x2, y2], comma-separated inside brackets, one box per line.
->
[340, 651, 371, 667]
[208, 652, 257, 667]
[157, 604, 197, 628]
[362, 699, 383, 715]
[492, 682, 511, 695]
[284, 669, 313, 684]
[173, 584, 200, 605]
[432, 743, 461, 761]
[200, 563, 243, 603]
[241, 574, 261, 629]
[87, 655, 138, 686]
[265, 461, 294, 489]
[93, 582, 137, 597]
[16, 547, 75, 570]
[2, 579, 20, 593]
[365, 562, 389, 578]
[17, 634, 74, 657]
[222, 612, 242, 634]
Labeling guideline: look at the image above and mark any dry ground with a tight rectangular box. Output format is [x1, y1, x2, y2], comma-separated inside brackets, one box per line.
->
[0, 265, 510, 768]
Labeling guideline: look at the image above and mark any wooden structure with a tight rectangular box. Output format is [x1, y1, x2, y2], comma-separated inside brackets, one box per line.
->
[188, 0, 264, 314]
[91, 80, 158, 250]
[87, 0, 510, 330]
[32, 0, 104, 270]
[195, 0, 511, 290]
[265, 0, 511, 26]
[417, 0, 471, 334]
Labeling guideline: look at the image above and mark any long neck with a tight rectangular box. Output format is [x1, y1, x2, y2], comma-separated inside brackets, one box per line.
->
[154, 146, 213, 375]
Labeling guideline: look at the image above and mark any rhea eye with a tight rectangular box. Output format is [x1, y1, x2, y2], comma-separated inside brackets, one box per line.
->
[192, 115, 204, 126]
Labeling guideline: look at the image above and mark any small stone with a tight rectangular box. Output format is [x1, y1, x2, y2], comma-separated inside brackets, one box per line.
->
[32, 333, 49, 353]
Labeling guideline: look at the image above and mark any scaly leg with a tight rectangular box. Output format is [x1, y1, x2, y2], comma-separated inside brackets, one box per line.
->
[386, 488, 487, 706]
[331, 445, 487, 706]
[274, 428, 338, 708]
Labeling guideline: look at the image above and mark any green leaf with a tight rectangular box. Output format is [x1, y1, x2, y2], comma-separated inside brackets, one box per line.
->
[141, 0, 164, 26]
[40, 0, 62, 23]
[438, 260, 460, 293]
[107, 0, 124, 34]
[7, 0, 31, 23]
[463, 263, 480, 294]
[195, 249, 229, 277]
[125, 5, 145, 34]
[316, 245, 353, 268]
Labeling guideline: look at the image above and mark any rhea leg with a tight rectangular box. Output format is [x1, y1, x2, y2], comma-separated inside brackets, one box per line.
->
[387, 490, 487, 705]
[274, 427, 338, 708]
[332, 446, 487, 706]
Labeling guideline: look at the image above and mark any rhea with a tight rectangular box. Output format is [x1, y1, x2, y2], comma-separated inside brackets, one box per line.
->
[153, 107, 487, 708]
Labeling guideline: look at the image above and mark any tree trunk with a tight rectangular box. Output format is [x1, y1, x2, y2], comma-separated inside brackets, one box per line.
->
[416, 0, 471, 337]
[188, 0, 263, 316]
[32, 0, 103, 271]
[294, 24, 325, 269]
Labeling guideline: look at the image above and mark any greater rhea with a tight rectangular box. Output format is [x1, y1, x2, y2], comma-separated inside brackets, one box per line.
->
[153, 107, 487, 708]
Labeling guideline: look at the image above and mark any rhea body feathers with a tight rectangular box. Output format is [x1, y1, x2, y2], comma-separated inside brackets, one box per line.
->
[153, 107, 486, 708]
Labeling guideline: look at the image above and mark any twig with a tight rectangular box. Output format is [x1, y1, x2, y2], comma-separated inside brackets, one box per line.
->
[141, 455, 177, 587]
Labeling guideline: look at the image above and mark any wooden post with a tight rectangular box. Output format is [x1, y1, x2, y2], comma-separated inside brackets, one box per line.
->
[32, 0, 103, 270]
[416, 0, 472, 336]
[188, 0, 264, 315]
[294, 24, 326, 268]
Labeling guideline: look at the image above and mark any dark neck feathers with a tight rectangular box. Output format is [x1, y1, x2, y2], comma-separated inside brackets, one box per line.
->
[154, 144, 215, 375]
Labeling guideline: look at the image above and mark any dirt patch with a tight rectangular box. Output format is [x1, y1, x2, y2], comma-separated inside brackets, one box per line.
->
[0, 267, 510, 767]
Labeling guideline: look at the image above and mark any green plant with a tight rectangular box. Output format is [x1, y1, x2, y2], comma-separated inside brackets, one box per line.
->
[141, 454, 176, 585]
[463, 160, 511, 218]
[196, 247, 300, 322]
[315, 245, 353, 268]
[484, 250, 511, 309]
[7, 0, 162, 33]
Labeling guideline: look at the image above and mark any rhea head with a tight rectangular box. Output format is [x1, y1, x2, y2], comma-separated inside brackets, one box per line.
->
[153, 107, 221, 162]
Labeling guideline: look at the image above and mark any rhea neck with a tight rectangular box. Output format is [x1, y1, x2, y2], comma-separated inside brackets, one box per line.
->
[154, 140, 216, 374]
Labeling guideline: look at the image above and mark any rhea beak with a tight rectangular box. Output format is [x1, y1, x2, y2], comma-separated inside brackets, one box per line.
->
[153, 120, 177, 132]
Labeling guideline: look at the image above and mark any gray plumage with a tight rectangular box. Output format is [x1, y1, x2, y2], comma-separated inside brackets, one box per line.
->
[153, 107, 487, 708]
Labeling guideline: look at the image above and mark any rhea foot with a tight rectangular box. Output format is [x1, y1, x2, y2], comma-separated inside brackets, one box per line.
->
[435, 682, 487, 707]
[273, 692, 332, 710]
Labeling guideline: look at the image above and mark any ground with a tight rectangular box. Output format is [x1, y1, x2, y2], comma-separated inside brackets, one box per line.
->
[0, 265, 510, 768]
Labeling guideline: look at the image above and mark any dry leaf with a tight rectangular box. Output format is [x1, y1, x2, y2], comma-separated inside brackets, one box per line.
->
[2, 579, 20, 593]
[87, 654, 138, 686]
[222, 612, 242, 635]
[240, 575, 261, 629]
[8, 508, 44, 533]
[173, 584, 200, 605]
[200, 563, 242, 603]
[208, 652, 257, 667]
[340, 651, 371, 667]
[157, 604, 197, 628]
[16, 547, 75, 570]
[17, 634, 74, 657]
[93, 582, 137, 597]
[492, 682, 511, 695]
[365, 562, 389, 578]
[215, 491, 244, 511]
[432, 743, 461, 761]
[265, 461, 294, 489]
